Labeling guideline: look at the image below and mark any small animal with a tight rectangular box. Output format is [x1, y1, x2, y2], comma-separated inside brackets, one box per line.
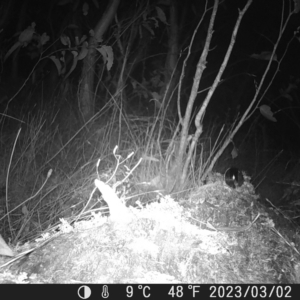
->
[224, 167, 244, 188]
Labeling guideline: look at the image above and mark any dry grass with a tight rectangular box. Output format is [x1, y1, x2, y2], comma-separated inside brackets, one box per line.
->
[0, 101, 300, 283]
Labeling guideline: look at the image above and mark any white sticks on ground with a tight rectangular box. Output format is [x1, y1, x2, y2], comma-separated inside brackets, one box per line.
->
[94, 179, 133, 225]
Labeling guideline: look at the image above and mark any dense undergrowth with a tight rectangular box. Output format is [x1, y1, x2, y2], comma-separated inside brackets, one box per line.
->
[0, 93, 300, 283]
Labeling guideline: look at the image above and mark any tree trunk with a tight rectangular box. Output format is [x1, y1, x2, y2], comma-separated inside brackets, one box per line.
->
[78, 0, 120, 122]
[163, 0, 179, 116]
[11, 0, 28, 80]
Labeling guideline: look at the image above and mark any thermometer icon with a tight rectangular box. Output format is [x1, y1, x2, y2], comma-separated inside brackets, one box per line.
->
[102, 285, 109, 298]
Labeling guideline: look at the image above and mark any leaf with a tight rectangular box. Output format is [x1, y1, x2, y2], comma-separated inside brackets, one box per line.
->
[79, 35, 87, 44]
[155, 6, 168, 25]
[0, 234, 14, 257]
[22, 204, 29, 216]
[50, 55, 62, 75]
[60, 34, 71, 47]
[231, 147, 238, 159]
[40, 32, 50, 46]
[142, 23, 154, 36]
[150, 17, 159, 28]
[19, 23, 36, 45]
[77, 41, 88, 60]
[96, 45, 114, 71]
[75, 35, 87, 46]
[280, 92, 293, 101]
[280, 82, 298, 101]
[4, 41, 21, 61]
[250, 51, 278, 62]
[89, 29, 95, 37]
[259, 105, 277, 122]
[64, 51, 78, 80]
